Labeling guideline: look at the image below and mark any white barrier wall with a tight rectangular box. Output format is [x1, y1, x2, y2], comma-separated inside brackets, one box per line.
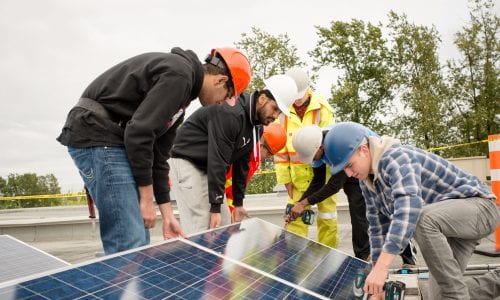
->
[448, 156, 490, 182]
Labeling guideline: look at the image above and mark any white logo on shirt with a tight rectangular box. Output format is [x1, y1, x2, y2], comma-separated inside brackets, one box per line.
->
[166, 108, 184, 129]
[241, 136, 251, 147]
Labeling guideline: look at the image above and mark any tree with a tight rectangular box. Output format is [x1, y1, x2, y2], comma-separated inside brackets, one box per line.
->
[0, 177, 6, 196]
[310, 19, 393, 133]
[0, 173, 61, 197]
[386, 12, 450, 148]
[235, 27, 306, 91]
[446, 0, 499, 156]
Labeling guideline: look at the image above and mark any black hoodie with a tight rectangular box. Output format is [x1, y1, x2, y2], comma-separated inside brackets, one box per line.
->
[171, 92, 262, 213]
[57, 48, 204, 204]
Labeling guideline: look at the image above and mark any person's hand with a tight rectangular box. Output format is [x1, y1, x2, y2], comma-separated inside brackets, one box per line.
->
[158, 202, 186, 239]
[290, 201, 306, 221]
[233, 206, 250, 222]
[162, 215, 186, 239]
[138, 185, 157, 228]
[368, 292, 384, 300]
[364, 264, 389, 295]
[209, 212, 222, 229]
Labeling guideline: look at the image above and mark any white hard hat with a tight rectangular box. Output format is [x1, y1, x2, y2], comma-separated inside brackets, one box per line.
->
[286, 67, 310, 100]
[263, 74, 297, 116]
[292, 125, 323, 163]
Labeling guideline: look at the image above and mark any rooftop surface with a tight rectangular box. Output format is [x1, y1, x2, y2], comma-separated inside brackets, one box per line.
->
[1, 191, 499, 299]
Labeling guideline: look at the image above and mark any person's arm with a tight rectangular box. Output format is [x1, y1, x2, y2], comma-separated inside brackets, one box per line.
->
[360, 183, 387, 263]
[151, 118, 182, 204]
[364, 251, 397, 296]
[290, 163, 327, 220]
[300, 164, 326, 201]
[125, 74, 191, 191]
[383, 152, 423, 256]
[231, 153, 250, 208]
[301, 170, 348, 205]
[206, 109, 240, 215]
[231, 152, 252, 222]
[138, 185, 156, 229]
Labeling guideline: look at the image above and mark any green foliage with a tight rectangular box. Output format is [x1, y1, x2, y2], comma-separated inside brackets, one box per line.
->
[0, 194, 87, 210]
[308, 2, 498, 154]
[0, 177, 6, 195]
[386, 12, 451, 148]
[0, 173, 63, 208]
[235, 27, 306, 91]
[1, 173, 61, 196]
[310, 19, 392, 133]
[446, 0, 499, 156]
[246, 171, 277, 194]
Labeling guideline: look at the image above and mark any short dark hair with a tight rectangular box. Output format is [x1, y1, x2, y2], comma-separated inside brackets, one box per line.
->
[203, 54, 234, 96]
[258, 89, 275, 100]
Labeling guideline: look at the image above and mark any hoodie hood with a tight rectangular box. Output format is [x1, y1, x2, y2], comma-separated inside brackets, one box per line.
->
[238, 92, 263, 161]
[171, 47, 204, 102]
[364, 135, 401, 192]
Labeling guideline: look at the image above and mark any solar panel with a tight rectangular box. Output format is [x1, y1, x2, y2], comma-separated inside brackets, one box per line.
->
[189, 218, 369, 299]
[0, 235, 70, 283]
[0, 218, 369, 299]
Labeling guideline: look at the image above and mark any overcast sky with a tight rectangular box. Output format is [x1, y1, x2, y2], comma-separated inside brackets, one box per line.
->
[0, 0, 482, 192]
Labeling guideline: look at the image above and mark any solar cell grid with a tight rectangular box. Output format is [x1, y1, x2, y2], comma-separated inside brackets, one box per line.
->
[0, 218, 367, 299]
[188, 218, 369, 299]
[0, 235, 69, 283]
[0, 235, 325, 299]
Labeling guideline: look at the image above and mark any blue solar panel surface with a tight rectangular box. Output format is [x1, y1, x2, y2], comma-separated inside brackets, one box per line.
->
[0, 218, 368, 299]
[0, 235, 69, 283]
[189, 218, 369, 299]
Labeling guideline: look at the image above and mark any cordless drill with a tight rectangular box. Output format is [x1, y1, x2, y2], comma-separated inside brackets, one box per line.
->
[284, 203, 315, 225]
[353, 268, 405, 300]
[384, 281, 405, 300]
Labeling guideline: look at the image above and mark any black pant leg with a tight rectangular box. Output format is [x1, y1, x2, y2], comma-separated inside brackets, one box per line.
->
[343, 180, 370, 259]
[400, 240, 418, 265]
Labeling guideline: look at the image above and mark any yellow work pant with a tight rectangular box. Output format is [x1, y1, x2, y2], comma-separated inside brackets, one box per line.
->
[286, 185, 338, 248]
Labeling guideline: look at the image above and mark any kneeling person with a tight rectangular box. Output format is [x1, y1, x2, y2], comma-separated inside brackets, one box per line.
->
[323, 121, 500, 299]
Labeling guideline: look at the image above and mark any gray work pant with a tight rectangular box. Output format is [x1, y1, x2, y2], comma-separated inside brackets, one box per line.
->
[169, 158, 231, 235]
[413, 197, 500, 300]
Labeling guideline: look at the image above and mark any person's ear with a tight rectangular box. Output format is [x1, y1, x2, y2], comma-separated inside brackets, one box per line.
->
[316, 145, 323, 155]
[215, 74, 229, 87]
[358, 144, 369, 156]
[256, 93, 267, 107]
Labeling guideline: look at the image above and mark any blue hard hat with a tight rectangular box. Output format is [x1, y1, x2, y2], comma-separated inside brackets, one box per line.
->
[323, 122, 377, 174]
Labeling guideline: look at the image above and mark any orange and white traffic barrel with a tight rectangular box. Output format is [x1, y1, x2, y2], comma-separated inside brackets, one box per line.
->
[489, 134, 500, 250]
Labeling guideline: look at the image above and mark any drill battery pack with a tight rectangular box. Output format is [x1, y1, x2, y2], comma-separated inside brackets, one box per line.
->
[285, 203, 315, 225]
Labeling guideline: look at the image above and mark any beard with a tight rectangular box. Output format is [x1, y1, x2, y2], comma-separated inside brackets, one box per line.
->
[256, 103, 276, 125]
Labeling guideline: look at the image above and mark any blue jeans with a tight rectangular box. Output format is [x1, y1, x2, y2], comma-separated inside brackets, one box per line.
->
[68, 146, 150, 254]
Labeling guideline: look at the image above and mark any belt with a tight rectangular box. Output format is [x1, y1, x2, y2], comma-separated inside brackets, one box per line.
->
[75, 98, 112, 120]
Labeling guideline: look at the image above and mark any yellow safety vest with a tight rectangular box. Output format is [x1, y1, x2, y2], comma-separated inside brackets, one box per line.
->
[274, 90, 335, 191]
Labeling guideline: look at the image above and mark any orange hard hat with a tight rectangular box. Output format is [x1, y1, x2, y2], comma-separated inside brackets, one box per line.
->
[262, 123, 287, 154]
[211, 47, 252, 96]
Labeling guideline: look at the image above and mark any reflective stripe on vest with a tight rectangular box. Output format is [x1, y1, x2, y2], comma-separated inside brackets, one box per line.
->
[317, 211, 337, 220]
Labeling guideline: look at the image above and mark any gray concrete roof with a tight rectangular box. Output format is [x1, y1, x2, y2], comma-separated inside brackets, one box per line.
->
[1, 191, 499, 298]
